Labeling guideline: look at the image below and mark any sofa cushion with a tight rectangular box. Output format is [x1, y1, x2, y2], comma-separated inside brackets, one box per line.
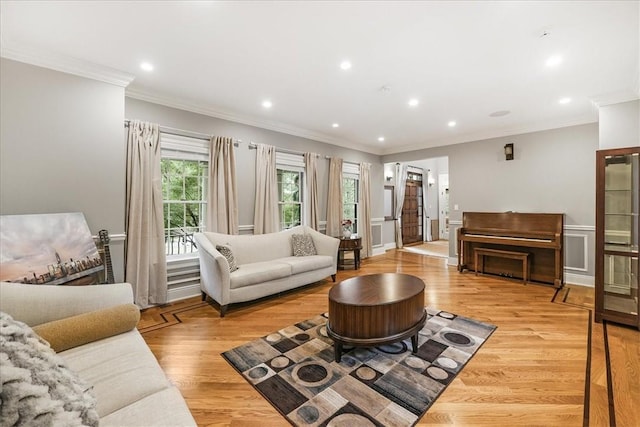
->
[279, 256, 335, 275]
[0, 311, 99, 427]
[229, 262, 292, 289]
[33, 304, 140, 353]
[291, 233, 317, 256]
[61, 329, 172, 418]
[99, 386, 196, 427]
[216, 244, 239, 272]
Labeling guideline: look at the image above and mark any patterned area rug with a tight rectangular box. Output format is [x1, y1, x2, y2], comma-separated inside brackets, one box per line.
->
[222, 308, 496, 426]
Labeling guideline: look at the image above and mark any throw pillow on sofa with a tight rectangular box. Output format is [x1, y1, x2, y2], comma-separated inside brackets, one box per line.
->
[33, 304, 140, 353]
[291, 233, 317, 256]
[216, 244, 239, 272]
[0, 311, 99, 427]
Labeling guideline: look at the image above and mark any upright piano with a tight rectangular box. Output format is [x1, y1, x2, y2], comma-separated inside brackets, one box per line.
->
[457, 212, 564, 288]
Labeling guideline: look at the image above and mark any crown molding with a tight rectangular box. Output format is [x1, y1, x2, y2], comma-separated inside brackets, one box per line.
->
[380, 114, 599, 156]
[589, 90, 640, 107]
[1, 40, 135, 87]
[125, 88, 384, 156]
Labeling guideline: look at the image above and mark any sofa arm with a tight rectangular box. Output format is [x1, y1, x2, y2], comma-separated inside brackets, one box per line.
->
[0, 281, 134, 326]
[307, 228, 340, 259]
[194, 233, 231, 306]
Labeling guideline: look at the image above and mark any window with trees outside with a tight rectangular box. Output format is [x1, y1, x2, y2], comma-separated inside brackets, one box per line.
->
[278, 168, 303, 230]
[343, 176, 359, 233]
[160, 133, 209, 258]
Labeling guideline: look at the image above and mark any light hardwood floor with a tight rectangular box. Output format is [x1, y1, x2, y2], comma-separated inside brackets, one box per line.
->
[139, 250, 639, 426]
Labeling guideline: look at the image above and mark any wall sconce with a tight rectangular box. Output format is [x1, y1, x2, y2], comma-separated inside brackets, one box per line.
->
[428, 177, 435, 187]
[504, 143, 514, 161]
[385, 173, 393, 182]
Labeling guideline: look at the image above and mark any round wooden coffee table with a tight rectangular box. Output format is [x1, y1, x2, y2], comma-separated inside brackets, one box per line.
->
[326, 273, 426, 362]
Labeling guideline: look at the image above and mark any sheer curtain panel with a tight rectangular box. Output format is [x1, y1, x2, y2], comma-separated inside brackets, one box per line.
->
[125, 120, 168, 307]
[253, 143, 279, 234]
[326, 157, 344, 238]
[359, 162, 372, 258]
[208, 136, 239, 234]
[305, 152, 319, 230]
[394, 163, 408, 248]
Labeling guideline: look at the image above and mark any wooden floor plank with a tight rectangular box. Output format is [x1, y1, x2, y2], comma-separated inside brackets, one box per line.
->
[139, 249, 639, 426]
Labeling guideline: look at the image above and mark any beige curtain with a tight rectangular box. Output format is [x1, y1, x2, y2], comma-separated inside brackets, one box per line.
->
[208, 136, 238, 234]
[326, 157, 343, 237]
[395, 163, 408, 248]
[359, 162, 372, 258]
[253, 143, 279, 234]
[125, 120, 167, 307]
[304, 152, 319, 230]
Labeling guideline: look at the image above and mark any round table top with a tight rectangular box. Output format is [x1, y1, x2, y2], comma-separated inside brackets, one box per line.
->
[328, 273, 425, 306]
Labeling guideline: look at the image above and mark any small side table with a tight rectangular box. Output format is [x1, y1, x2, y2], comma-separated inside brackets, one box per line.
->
[338, 237, 362, 270]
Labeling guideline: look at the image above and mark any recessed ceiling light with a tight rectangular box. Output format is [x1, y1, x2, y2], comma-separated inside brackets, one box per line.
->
[339, 60, 352, 70]
[378, 136, 385, 142]
[546, 55, 563, 67]
[558, 97, 572, 104]
[262, 100, 273, 109]
[408, 98, 419, 107]
[140, 62, 154, 72]
[448, 121, 457, 127]
[332, 123, 339, 128]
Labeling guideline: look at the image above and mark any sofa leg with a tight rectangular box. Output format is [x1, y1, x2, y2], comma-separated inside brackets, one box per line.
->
[201, 291, 207, 302]
[331, 274, 336, 282]
[220, 305, 228, 317]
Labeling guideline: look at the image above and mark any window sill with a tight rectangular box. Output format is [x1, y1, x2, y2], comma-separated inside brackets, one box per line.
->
[167, 253, 199, 269]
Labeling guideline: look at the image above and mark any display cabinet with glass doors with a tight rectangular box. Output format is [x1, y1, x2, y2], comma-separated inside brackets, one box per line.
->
[595, 146, 639, 328]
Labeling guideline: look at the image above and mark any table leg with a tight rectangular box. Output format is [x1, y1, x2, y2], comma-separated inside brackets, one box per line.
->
[355, 249, 360, 269]
[334, 341, 343, 363]
[411, 333, 419, 353]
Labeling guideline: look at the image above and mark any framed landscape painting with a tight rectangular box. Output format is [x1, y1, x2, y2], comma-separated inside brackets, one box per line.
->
[0, 212, 103, 285]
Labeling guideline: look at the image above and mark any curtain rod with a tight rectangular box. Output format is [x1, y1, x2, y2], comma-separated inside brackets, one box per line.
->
[325, 156, 359, 166]
[124, 120, 242, 146]
[248, 142, 320, 158]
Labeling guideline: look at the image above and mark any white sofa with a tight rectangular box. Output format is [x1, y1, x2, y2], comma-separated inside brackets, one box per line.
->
[0, 282, 196, 427]
[194, 225, 340, 317]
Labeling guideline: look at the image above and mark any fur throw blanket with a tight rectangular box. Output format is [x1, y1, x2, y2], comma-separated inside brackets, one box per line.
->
[0, 312, 99, 427]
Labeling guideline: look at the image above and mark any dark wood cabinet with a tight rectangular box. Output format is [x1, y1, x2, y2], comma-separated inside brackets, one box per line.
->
[595, 146, 639, 328]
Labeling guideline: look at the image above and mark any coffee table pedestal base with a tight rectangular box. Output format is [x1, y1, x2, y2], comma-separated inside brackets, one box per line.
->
[327, 312, 426, 362]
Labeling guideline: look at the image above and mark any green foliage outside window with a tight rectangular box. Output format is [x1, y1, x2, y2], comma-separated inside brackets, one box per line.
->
[278, 169, 302, 229]
[161, 159, 208, 255]
[343, 177, 358, 233]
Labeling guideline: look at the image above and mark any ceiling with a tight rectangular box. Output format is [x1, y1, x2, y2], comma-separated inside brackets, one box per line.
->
[1, 1, 638, 155]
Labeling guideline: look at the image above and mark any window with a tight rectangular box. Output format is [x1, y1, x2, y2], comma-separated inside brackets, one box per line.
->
[342, 162, 360, 234]
[160, 133, 209, 257]
[277, 169, 303, 230]
[276, 152, 305, 230]
[342, 176, 359, 233]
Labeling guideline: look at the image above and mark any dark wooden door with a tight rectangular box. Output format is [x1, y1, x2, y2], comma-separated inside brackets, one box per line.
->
[402, 180, 422, 244]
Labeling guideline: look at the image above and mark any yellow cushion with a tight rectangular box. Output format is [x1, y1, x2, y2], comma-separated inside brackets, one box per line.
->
[33, 304, 140, 353]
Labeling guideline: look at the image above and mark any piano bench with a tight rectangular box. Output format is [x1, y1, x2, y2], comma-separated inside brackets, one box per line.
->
[474, 248, 530, 284]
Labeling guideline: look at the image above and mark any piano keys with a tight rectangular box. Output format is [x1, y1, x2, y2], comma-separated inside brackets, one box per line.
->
[457, 212, 564, 288]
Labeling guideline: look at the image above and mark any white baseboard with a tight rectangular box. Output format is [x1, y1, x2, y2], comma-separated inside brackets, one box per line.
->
[167, 283, 201, 303]
[564, 273, 594, 287]
[372, 247, 386, 256]
[447, 257, 458, 267]
[384, 242, 396, 251]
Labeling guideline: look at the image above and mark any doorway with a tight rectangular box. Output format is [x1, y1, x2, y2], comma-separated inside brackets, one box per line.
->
[402, 175, 423, 245]
[438, 174, 449, 240]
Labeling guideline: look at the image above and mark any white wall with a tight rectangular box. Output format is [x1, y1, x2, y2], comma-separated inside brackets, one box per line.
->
[0, 58, 126, 282]
[599, 99, 640, 150]
[382, 123, 599, 284]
